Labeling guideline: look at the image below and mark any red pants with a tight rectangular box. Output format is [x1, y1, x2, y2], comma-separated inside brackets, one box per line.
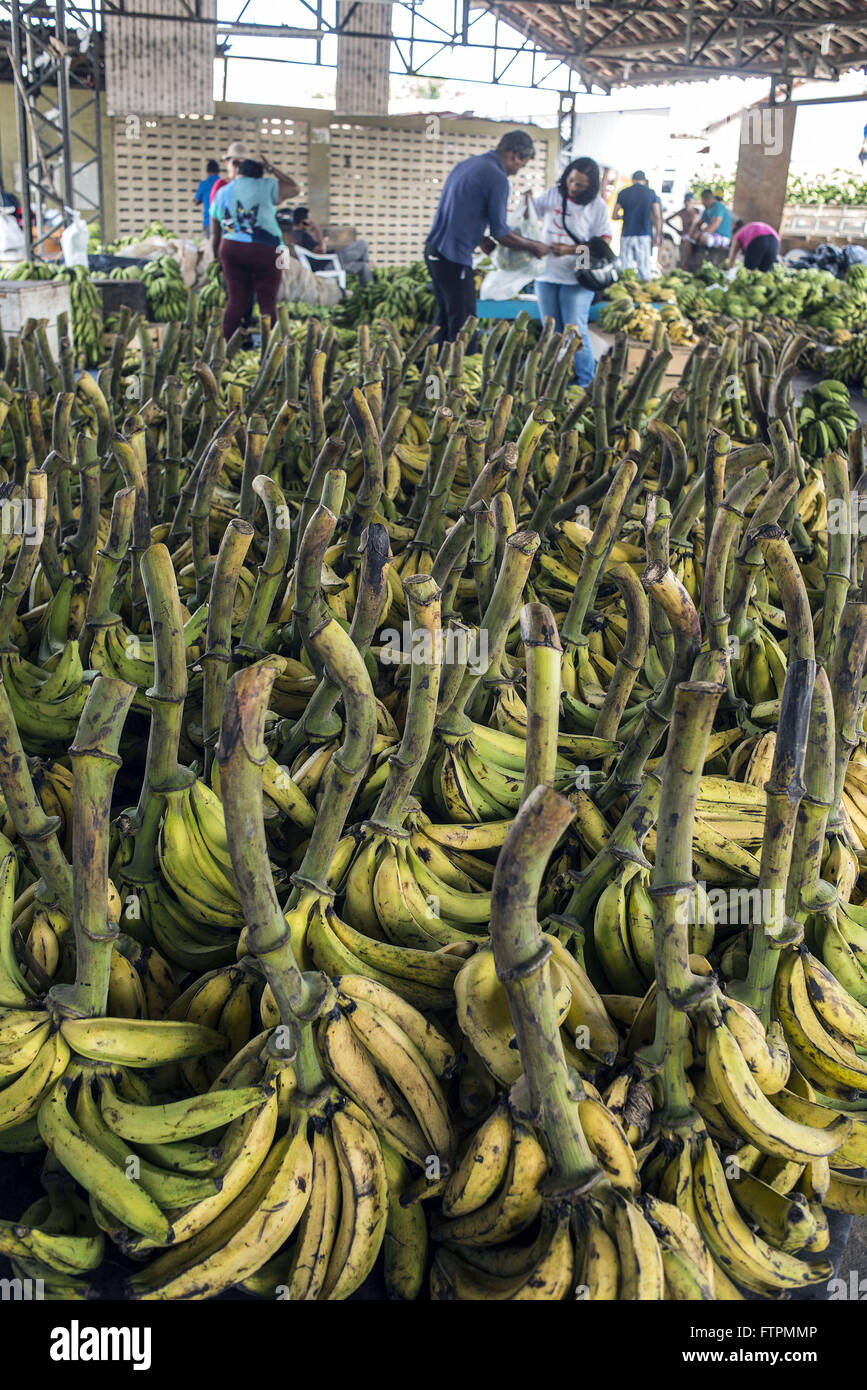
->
[220, 238, 282, 339]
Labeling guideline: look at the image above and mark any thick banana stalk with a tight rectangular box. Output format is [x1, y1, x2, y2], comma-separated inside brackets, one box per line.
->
[190, 412, 241, 603]
[291, 504, 338, 676]
[508, 403, 552, 513]
[490, 784, 602, 1194]
[122, 545, 191, 884]
[828, 603, 867, 833]
[292, 437, 347, 567]
[201, 518, 255, 774]
[284, 522, 390, 762]
[368, 575, 442, 834]
[701, 464, 768, 704]
[431, 444, 516, 590]
[561, 454, 638, 649]
[289, 618, 377, 900]
[0, 676, 72, 916]
[160, 376, 183, 521]
[75, 371, 113, 458]
[343, 387, 384, 570]
[638, 681, 722, 1132]
[414, 427, 466, 558]
[406, 405, 452, 525]
[593, 563, 650, 743]
[643, 493, 675, 672]
[817, 452, 851, 670]
[65, 440, 101, 580]
[217, 658, 329, 1095]
[442, 529, 539, 728]
[727, 468, 799, 643]
[647, 417, 687, 508]
[0, 470, 47, 641]
[528, 430, 578, 539]
[732, 525, 817, 1022]
[596, 563, 701, 810]
[80, 487, 135, 666]
[702, 429, 730, 572]
[48, 676, 135, 1018]
[521, 603, 562, 803]
[237, 476, 293, 653]
[237, 413, 267, 524]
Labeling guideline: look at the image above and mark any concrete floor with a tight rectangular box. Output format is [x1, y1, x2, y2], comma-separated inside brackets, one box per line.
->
[841, 1218, 867, 1290]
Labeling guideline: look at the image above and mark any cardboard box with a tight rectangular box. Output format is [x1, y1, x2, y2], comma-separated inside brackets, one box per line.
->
[0, 279, 72, 354]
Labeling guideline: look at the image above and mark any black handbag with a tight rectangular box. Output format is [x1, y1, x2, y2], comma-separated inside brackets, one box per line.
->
[575, 235, 619, 291]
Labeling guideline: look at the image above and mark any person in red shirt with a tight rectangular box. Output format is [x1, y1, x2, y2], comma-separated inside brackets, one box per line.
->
[728, 220, 780, 271]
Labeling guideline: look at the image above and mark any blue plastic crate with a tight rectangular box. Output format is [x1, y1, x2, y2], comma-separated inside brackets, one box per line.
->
[475, 297, 540, 321]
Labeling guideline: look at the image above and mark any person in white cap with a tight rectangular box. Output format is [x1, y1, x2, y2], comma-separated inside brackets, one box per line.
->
[208, 142, 249, 217]
[209, 141, 299, 220]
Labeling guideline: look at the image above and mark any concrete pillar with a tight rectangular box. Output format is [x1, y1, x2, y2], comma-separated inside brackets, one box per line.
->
[335, 2, 391, 116]
[731, 104, 797, 232]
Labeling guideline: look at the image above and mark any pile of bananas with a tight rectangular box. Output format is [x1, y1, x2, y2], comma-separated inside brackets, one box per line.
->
[337, 264, 437, 337]
[141, 256, 188, 322]
[659, 263, 867, 344]
[598, 280, 694, 344]
[824, 330, 867, 390]
[0, 263, 56, 283]
[798, 380, 860, 460]
[2, 285, 867, 1308]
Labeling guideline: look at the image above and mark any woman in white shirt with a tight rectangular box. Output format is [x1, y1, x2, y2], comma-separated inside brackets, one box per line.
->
[533, 157, 613, 386]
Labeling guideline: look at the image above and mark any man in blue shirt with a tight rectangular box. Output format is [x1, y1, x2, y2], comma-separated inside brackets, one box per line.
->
[697, 189, 733, 245]
[425, 130, 552, 343]
[194, 160, 220, 232]
[614, 171, 662, 281]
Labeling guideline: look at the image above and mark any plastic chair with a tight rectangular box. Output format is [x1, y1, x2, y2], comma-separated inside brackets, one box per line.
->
[293, 243, 347, 293]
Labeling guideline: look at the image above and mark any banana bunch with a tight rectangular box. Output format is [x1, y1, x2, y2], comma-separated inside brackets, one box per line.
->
[798, 380, 860, 459]
[773, 946, 867, 1101]
[659, 1137, 834, 1297]
[0, 645, 91, 754]
[108, 265, 145, 282]
[54, 264, 103, 367]
[824, 331, 867, 388]
[592, 864, 713, 993]
[0, 1158, 105, 1299]
[157, 780, 244, 934]
[142, 256, 188, 322]
[733, 624, 786, 709]
[428, 727, 610, 824]
[318, 978, 455, 1171]
[197, 260, 227, 321]
[89, 606, 207, 710]
[0, 262, 56, 281]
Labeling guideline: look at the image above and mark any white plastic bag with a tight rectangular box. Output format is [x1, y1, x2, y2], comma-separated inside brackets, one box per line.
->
[479, 265, 536, 301]
[60, 210, 89, 267]
[492, 191, 542, 272]
[0, 208, 25, 266]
